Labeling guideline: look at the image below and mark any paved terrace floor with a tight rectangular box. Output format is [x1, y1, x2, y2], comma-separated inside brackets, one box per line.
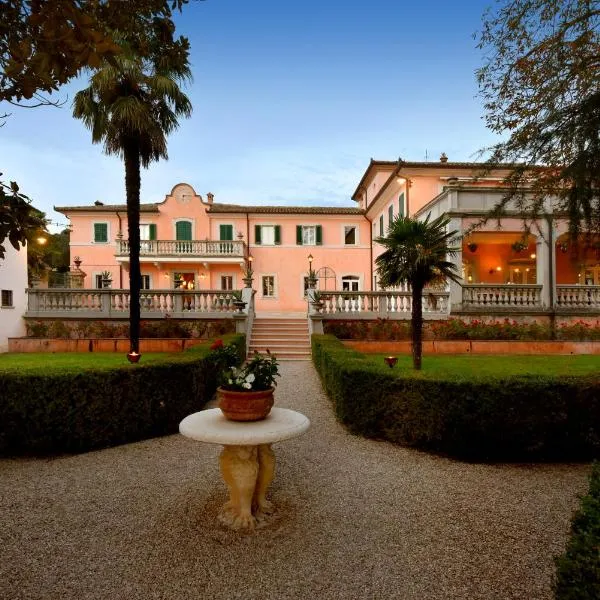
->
[0, 362, 590, 600]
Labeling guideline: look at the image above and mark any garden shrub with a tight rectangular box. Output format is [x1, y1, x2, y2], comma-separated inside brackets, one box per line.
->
[312, 335, 600, 461]
[554, 463, 600, 599]
[0, 334, 245, 455]
[24, 318, 236, 339]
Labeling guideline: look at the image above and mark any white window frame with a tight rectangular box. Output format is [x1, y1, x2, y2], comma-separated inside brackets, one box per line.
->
[260, 225, 276, 246]
[342, 224, 359, 245]
[261, 274, 277, 298]
[140, 274, 152, 290]
[93, 273, 103, 289]
[92, 221, 110, 244]
[302, 225, 317, 246]
[341, 274, 361, 292]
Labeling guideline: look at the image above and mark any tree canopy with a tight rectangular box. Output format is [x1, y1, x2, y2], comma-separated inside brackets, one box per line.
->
[1, 0, 190, 105]
[477, 0, 600, 237]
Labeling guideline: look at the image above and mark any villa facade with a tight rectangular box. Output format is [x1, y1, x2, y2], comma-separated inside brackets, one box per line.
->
[46, 156, 600, 319]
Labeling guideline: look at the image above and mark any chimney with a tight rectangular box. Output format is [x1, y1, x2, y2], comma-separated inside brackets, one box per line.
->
[206, 192, 214, 205]
[440, 153, 448, 163]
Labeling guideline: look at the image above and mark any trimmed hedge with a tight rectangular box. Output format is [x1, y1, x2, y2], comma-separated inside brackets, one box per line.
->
[0, 334, 245, 455]
[312, 335, 600, 461]
[554, 464, 600, 599]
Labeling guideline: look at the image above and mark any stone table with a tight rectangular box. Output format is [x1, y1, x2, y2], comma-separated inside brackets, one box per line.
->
[179, 407, 310, 531]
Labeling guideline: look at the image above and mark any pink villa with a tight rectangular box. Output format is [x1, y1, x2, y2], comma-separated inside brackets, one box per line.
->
[23, 155, 600, 351]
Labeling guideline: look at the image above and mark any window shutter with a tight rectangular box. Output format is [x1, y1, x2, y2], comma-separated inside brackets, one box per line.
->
[94, 223, 107, 242]
[220, 224, 233, 241]
[399, 192, 405, 217]
[296, 225, 303, 245]
[316, 225, 322, 245]
[255, 225, 262, 244]
[274, 225, 281, 245]
[149, 224, 157, 240]
[176, 221, 192, 240]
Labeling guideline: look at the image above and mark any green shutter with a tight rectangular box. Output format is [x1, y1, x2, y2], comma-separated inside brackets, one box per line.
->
[399, 192, 405, 217]
[255, 225, 262, 244]
[274, 225, 281, 245]
[388, 205, 394, 225]
[220, 224, 233, 241]
[316, 225, 322, 245]
[296, 225, 303, 245]
[94, 223, 108, 243]
[176, 221, 192, 240]
[379, 216, 384, 236]
[149, 224, 157, 240]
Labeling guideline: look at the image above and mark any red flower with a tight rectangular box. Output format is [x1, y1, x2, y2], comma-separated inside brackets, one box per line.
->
[210, 339, 224, 350]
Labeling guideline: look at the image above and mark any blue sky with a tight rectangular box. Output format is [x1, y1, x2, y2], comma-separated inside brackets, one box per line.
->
[0, 0, 499, 231]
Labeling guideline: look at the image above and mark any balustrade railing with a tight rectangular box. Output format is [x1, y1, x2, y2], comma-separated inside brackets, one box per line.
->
[116, 239, 245, 258]
[26, 289, 241, 318]
[462, 284, 543, 308]
[556, 285, 600, 309]
[319, 290, 449, 317]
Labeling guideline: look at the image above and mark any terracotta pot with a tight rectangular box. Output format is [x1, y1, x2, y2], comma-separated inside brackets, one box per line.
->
[217, 387, 274, 421]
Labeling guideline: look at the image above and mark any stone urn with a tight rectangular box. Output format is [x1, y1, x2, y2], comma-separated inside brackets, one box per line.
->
[217, 387, 275, 422]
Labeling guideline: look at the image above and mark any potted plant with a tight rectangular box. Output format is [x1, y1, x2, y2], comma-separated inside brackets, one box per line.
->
[242, 264, 254, 288]
[467, 242, 478, 253]
[307, 268, 318, 289]
[231, 290, 247, 313]
[310, 290, 324, 312]
[101, 270, 112, 288]
[511, 241, 527, 253]
[217, 350, 280, 421]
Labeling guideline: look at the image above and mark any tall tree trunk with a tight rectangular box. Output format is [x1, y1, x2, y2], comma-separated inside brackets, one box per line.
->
[411, 282, 424, 370]
[124, 141, 141, 355]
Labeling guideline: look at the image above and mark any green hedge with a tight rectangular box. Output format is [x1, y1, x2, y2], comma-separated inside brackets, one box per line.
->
[555, 464, 600, 599]
[0, 334, 245, 455]
[312, 335, 600, 461]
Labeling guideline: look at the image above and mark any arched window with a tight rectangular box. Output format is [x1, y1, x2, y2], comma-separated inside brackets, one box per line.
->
[341, 275, 360, 292]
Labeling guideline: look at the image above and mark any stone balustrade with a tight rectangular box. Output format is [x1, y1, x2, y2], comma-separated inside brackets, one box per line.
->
[318, 290, 450, 318]
[461, 284, 543, 309]
[26, 289, 242, 319]
[115, 239, 245, 258]
[556, 285, 600, 310]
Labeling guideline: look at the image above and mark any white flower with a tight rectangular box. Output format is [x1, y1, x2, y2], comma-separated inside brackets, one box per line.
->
[242, 382, 252, 389]
[246, 374, 255, 383]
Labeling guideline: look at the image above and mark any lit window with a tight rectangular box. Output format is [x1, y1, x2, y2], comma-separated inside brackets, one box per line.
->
[1, 290, 13, 307]
[262, 275, 275, 297]
[344, 226, 356, 245]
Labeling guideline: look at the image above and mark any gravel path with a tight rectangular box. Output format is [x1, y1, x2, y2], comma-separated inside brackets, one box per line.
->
[0, 361, 590, 600]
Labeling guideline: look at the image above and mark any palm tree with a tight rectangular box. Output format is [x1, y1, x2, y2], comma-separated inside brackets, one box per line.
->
[375, 215, 460, 370]
[73, 53, 192, 359]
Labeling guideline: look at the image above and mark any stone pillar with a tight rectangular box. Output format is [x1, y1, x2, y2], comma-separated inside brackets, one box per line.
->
[69, 268, 86, 289]
[309, 314, 324, 335]
[233, 313, 247, 335]
[448, 217, 463, 311]
[536, 220, 552, 308]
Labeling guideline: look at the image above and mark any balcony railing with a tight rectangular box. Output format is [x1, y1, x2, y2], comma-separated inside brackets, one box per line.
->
[319, 290, 450, 318]
[556, 285, 600, 310]
[26, 289, 242, 318]
[462, 284, 543, 309]
[115, 239, 245, 259]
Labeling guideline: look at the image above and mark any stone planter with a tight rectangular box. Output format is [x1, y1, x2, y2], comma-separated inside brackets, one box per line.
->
[233, 300, 247, 313]
[217, 387, 275, 421]
[242, 277, 254, 288]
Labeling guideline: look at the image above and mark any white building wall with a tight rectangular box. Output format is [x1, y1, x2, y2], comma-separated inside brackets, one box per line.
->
[0, 239, 28, 352]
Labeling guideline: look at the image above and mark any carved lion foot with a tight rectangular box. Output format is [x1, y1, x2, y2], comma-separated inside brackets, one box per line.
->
[218, 503, 256, 531]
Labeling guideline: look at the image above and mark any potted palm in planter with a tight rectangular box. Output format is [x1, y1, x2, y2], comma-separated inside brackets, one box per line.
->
[217, 350, 280, 421]
[101, 270, 113, 288]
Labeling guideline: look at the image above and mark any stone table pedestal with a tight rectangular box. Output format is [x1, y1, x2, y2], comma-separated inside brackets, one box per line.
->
[179, 407, 310, 531]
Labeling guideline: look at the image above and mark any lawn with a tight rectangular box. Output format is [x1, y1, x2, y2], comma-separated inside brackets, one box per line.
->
[0, 352, 204, 374]
[363, 353, 600, 379]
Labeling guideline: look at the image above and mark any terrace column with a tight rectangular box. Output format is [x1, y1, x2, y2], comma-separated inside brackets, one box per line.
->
[536, 221, 553, 308]
[448, 217, 463, 312]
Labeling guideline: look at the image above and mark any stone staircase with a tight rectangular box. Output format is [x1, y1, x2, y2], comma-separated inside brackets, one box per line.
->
[248, 317, 311, 361]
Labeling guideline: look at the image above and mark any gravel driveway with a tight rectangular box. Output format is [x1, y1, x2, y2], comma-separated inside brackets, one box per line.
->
[0, 361, 590, 600]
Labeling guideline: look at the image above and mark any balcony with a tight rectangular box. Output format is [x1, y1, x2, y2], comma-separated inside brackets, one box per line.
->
[115, 239, 246, 263]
